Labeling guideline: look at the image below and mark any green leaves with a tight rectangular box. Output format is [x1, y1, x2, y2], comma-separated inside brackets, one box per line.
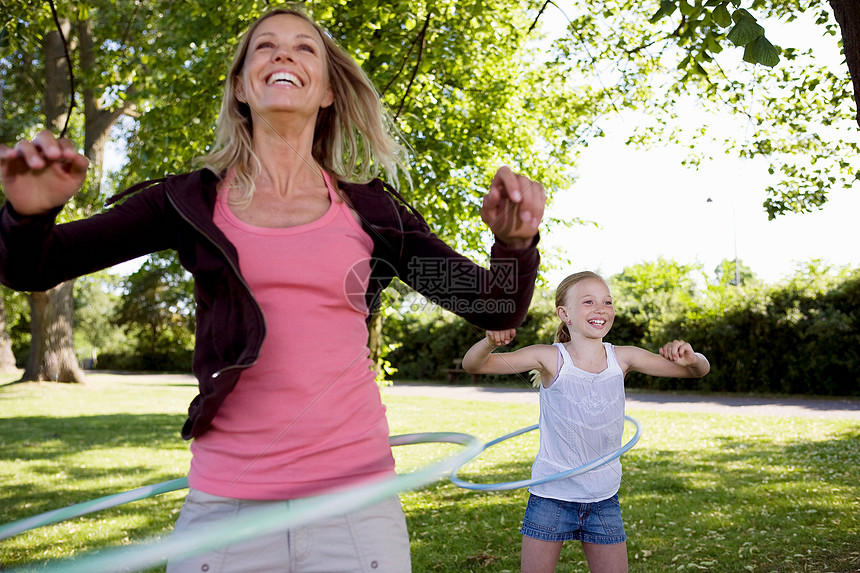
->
[649, 2, 780, 69]
[743, 34, 780, 67]
[726, 9, 764, 45]
[712, 3, 733, 27]
[1, 0, 850, 231]
[725, 8, 780, 67]
[650, 0, 677, 24]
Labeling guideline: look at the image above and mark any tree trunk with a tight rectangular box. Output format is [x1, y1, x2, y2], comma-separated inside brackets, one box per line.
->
[20, 20, 85, 384]
[368, 312, 383, 368]
[44, 21, 70, 131]
[80, 19, 117, 188]
[22, 283, 85, 383]
[20, 18, 131, 383]
[830, 0, 860, 128]
[0, 296, 19, 374]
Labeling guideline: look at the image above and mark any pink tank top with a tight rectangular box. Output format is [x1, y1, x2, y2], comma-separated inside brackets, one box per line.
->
[189, 171, 393, 499]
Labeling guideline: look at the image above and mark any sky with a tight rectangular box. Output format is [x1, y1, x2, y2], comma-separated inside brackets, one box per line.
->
[541, 126, 860, 286]
[539, 4, 860, 287]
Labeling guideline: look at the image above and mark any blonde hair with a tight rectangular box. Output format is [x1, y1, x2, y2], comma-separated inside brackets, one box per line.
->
[198, 7, 410, 202]
[554, 271, 608, 343]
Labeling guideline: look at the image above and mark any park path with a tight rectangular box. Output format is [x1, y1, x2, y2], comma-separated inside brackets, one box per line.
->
[382, 382, 860, 420]
[84, 373, 860, 421]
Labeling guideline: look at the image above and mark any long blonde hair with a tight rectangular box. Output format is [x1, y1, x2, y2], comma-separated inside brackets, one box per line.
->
[554, 271, 608, 343]
[198, 7, 410, 201]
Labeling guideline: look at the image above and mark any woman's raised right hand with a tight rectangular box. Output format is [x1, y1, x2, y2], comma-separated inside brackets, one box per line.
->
[0, 130, 89, 215]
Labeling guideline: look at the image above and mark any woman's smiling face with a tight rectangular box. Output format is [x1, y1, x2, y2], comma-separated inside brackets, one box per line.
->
[235, 13, 334, 119]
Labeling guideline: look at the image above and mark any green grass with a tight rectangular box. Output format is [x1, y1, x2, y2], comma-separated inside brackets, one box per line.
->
[1, 373, 859, 572]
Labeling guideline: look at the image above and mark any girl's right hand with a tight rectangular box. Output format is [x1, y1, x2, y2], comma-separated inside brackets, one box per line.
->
[0, 130, 89, 215]
[486, 329, 516, 348]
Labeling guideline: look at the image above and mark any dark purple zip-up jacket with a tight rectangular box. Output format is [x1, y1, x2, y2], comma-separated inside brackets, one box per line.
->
[0, 168, 540, 439]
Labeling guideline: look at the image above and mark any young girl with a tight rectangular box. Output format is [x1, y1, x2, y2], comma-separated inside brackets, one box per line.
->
[462, 271, 710, 573]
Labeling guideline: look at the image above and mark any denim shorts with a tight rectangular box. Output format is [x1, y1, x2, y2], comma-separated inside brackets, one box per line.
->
[520, 493, 627, 545]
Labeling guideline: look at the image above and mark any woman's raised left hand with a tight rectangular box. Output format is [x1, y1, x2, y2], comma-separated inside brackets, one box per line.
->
[480, 166, 546, 249]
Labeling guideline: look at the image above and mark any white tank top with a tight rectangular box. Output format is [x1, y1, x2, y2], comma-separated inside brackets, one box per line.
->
[528, 342, 626, 502]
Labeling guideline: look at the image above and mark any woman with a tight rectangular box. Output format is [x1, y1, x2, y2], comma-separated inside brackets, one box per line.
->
[0, 8, 546, 572]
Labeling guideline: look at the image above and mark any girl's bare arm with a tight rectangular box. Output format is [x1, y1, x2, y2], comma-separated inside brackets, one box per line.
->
[617, 340, 710, 378]
[462, 330, 556, 377]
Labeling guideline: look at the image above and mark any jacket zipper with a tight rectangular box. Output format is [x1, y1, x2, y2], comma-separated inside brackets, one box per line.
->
[164, 191, 265, 380]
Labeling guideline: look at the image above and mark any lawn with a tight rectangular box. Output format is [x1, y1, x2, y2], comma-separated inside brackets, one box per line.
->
[1, 373, 858, 572]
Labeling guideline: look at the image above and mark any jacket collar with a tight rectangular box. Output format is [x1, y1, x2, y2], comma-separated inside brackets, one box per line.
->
[107, 168, 409, 242]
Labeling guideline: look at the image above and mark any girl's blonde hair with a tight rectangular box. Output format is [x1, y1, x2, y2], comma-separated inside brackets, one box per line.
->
[554, 271, 608, 343]
[198, 7, 410, 202]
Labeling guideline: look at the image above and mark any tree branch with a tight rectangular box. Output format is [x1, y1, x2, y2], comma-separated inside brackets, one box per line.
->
[381, 26, 423, 97]
[394, 11, 431, 119]
[527, 0, 551, 35]
[119, 1, 143, 46]
[47, 0, 75, 139]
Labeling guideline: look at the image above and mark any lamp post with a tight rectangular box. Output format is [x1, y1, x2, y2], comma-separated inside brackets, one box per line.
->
[706, 197, 740, 286]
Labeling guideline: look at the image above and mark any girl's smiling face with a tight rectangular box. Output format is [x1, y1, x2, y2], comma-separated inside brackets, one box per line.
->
[558, 277, 615, 339]
[235, 13, 334, 119]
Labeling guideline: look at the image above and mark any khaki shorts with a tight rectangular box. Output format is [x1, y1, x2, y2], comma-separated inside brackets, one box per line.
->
[166, 489, 411, 573]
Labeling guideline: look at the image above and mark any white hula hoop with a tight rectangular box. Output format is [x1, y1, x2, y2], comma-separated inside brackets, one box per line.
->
[5, 431, 481, 573]
[449, 415, 642, 491]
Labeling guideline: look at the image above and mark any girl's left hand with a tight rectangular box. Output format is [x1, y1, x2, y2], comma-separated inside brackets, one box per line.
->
[659, 340, 697, 366]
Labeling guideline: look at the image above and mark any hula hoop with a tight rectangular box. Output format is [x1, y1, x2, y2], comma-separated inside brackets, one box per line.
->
[4, 431, 481, 573]
[449, 415, 642, 491]
[0, 478, 189, 542]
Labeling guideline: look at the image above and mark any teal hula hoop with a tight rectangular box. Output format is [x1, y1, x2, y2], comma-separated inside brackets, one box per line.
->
[449, 415, 642, 491]
[0, 478, 189, 542]
[4, 431, 481, 573]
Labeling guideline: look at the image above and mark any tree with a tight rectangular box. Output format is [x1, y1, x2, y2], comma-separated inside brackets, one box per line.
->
[610, 257, 702, 337]
[114, 252, 195, 370]
[545, 0, 858, 219]
[0, 293, 17, 373]
[3, 0, 857, 379]
[109, 0, 606, 371]
[5, 0, 590, 379]
[828, 0, 860, 126]
[714, 257, 756, 286]
[0, 286, 31, 367]
[1, 1, 144, 381]
[73, 271, 127, 367]
[117, 1, 590, 245]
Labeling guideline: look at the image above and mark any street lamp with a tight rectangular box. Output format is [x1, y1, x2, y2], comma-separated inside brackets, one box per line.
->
[706, 197, 740, 286]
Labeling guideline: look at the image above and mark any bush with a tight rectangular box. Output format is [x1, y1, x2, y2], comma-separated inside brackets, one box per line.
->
[95, 346, 193, 372]
[646, 273, 860, 396]
[385, 292, 557, 384]
[385, 289, 647, 386]
[384, 266, 860, 397]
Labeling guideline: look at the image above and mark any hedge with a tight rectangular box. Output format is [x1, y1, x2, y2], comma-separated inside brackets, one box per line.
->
[385, 274, 860, 397]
